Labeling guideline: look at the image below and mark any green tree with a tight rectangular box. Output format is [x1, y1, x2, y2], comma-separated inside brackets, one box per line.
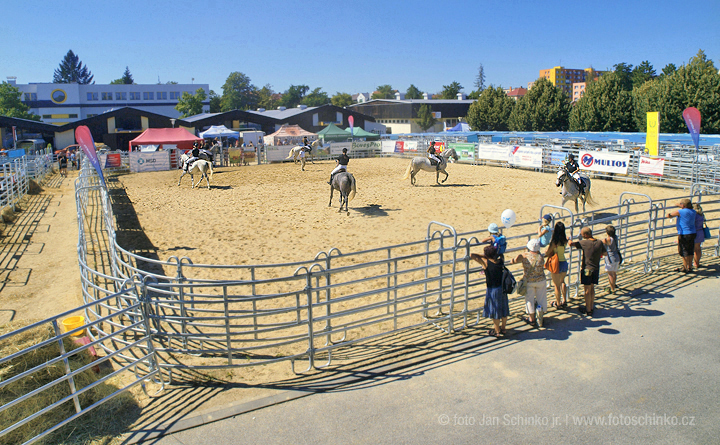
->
[631, 61, 656, 89]
[405, 84, 423, 99]
[465, 86, 514, 131]
[331, 92, 353, 107]
[208, 90, 221, 112]
[280, 85, 309, 108]
[508, 78, 570, 131]
[53, 50, 94, 84]
[633, 50, 720, 134]
[110, 67, 134, 85]
[301, 87, 329, 106]
[612, 62, 634, 91]
[473, 64, 486, 92]
[0, 82, 41, 121]
[416, 104, 437, 131]
[569, 73, 635, 131]
[440, 81, 463, 99]
[175, 88, 207, 118]
[371, 85, 395, 99]
[221, 72, 257, 111]
[660, 63, 677, 77]
[256, 84, 278, 110]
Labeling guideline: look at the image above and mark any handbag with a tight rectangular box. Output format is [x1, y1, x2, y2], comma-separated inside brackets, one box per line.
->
[516, 277, 527, 296]
[703, 223, 711, 239]
[544, 253, 560, 274]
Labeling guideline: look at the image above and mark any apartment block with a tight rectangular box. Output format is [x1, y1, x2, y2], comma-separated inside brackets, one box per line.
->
[538, 67, 607, 98]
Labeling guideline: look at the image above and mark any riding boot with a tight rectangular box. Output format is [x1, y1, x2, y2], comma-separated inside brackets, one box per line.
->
[327, 175, 333, 185]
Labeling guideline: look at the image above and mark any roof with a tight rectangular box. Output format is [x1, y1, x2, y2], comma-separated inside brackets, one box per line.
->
[246, 106, 317, 119]
[129, 128, 202, 146]
[266, 124, 316, 138]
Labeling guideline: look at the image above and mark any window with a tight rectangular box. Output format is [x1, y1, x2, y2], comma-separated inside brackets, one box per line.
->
[143, 91, 154, 100]
[69, 114, 78, 118]
[102, 92, 112, 100]
[115, 92, 127, 100]
[170, 91, 180, 100]
[24, 93, 37, 101]
[130, 92, 140, 100]
[87, 92, 98, 101]
[157, 92, 167, 100]
[42, 114, 52, 119]
[51, 89, 67, 103]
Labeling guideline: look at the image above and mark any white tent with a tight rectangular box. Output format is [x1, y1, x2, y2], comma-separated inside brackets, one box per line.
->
[199, 125, 240, 139]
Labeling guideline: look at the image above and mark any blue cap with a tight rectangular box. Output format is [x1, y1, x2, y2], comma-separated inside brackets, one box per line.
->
[488, 223, 499, 234]
[543, 214, 552, 221]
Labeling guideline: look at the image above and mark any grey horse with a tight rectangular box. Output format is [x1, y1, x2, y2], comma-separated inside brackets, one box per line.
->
[556, 167, 595, 212]
[178, 153, 213, 189]
[401, 147, 459, 186]
[329, 171, 356, 215]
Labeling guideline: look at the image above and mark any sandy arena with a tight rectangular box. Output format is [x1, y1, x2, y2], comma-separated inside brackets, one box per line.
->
[117, 157, 683, 269]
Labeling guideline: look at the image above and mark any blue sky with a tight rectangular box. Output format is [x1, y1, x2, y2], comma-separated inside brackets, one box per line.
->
[3, 0, 719, 97]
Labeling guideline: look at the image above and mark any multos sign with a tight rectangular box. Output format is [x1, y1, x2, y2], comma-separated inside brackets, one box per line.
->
[579, 150, 630, 174]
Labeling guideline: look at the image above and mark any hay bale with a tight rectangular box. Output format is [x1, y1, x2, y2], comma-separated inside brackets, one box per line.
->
[0, 206, 15, 224]
[27, 180, 42, 195]
[0, 321, 139, 444]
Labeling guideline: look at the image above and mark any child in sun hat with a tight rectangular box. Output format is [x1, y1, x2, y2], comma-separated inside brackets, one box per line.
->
[481, 223, 507, 257]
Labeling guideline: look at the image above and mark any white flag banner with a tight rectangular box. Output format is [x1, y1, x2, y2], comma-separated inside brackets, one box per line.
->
[477, 143, 512, 162]
[638, 156, 665, 176]
[579, 150, 630, 174]
[129, 151, 171, 173]
[509, 145, 543, 168]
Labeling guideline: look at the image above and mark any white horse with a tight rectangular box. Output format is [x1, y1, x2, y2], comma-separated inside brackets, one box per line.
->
[401, 147, 459, 186]
[178, 153, 213, 189]
[556, 167, 595, 212]
[286, 140, 320, 164]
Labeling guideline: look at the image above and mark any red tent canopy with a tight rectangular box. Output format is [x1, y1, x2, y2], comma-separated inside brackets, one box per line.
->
[129, 128, 202, 151]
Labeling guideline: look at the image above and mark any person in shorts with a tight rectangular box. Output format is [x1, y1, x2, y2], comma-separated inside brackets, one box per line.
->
[570, 227, 604, 317]
[666, 198, 697, 273]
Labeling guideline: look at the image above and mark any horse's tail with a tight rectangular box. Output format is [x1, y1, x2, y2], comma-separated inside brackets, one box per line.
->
[348, 174, 357, 202]
[402, 160, 412, 180]
[285, 148, 294, 159]
[584, 188, 596, 207]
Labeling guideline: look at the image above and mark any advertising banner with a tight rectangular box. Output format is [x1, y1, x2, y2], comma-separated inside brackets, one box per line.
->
[449, 143, 475, 162]
[330, 142, 352, 155]
[97, 153, 122, 169]
[351, 141, 381, 152]
[476, 143, 511, 162]
[381, 140, 397, 153]
[646, 112, 659, 157]
[404, 141, 419, 152]
[638, 156, 665, 176]
[129, 151, 170, 173]
[550, 150, 567, 166]
[229, 148, 242, 165]
[682, 107, 701, 151]
[509, 145, 543, 168]
[578, 150, 630, 174]
[75, 126, 106, 186]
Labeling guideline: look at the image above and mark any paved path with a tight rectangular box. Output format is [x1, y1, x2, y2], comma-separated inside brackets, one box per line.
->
[138, 264, 720, 445]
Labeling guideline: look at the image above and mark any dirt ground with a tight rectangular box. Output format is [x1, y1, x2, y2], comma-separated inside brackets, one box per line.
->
[117, 157, 684, 270]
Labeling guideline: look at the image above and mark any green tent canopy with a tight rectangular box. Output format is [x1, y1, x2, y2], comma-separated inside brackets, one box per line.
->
[317, 123, 352, 142]
[344, 126, 380, 140]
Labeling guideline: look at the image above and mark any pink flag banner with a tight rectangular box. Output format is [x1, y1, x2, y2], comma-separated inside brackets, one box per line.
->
[348, 115, 354, 136]
[682, 107, 701, 151]
[75, 126, 106, 186]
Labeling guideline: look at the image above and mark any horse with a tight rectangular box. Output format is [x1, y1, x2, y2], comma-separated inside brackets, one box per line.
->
[329, 171, 356, 215]
[556, 167, 595, 213]
[286, 140, 320, 164]
[178, 153, 213, 189]
[401, 147, 459, 186]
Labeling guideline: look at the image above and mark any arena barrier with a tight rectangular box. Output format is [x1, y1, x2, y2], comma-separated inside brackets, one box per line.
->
[2, 158, 718, 443]
[0, 154, 54, 211]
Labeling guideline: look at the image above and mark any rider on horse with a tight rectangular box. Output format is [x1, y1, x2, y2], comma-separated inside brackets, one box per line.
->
[328, 147, 350, 185]
[183, 142, 201, 172]
[427, 142, 442, 170]
[564, 153, 585, 195]
[302, 136, 313, 153]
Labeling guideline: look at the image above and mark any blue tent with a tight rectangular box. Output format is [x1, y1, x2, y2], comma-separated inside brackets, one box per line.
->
[447, 122, 471, 132]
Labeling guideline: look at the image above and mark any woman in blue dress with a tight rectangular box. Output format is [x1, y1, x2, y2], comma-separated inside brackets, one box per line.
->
[471, 245, 509, 337]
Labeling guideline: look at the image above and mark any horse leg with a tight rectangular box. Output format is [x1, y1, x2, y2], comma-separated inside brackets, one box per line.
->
[411, 170, 416, 186]
[177, 171, 185, 186]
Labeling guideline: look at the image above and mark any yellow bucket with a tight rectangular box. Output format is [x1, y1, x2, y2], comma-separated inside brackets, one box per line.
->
[62, 316, 86, 337]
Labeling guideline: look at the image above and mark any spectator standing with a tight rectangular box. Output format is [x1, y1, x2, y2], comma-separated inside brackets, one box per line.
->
[666, 198, 697, 273]
[569, 227, 605, 316]
[538, 214, 553, 247]
[602, 225, 621, 294]
[511, 239, 547, 327]
[693, 204, 706, 269]
[545, 221, 568, 309]
[470, 245, 509, 337]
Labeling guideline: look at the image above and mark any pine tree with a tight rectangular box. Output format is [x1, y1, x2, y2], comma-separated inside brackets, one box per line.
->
[53, 50, 94, 84]
[121, 67, 134, 84]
